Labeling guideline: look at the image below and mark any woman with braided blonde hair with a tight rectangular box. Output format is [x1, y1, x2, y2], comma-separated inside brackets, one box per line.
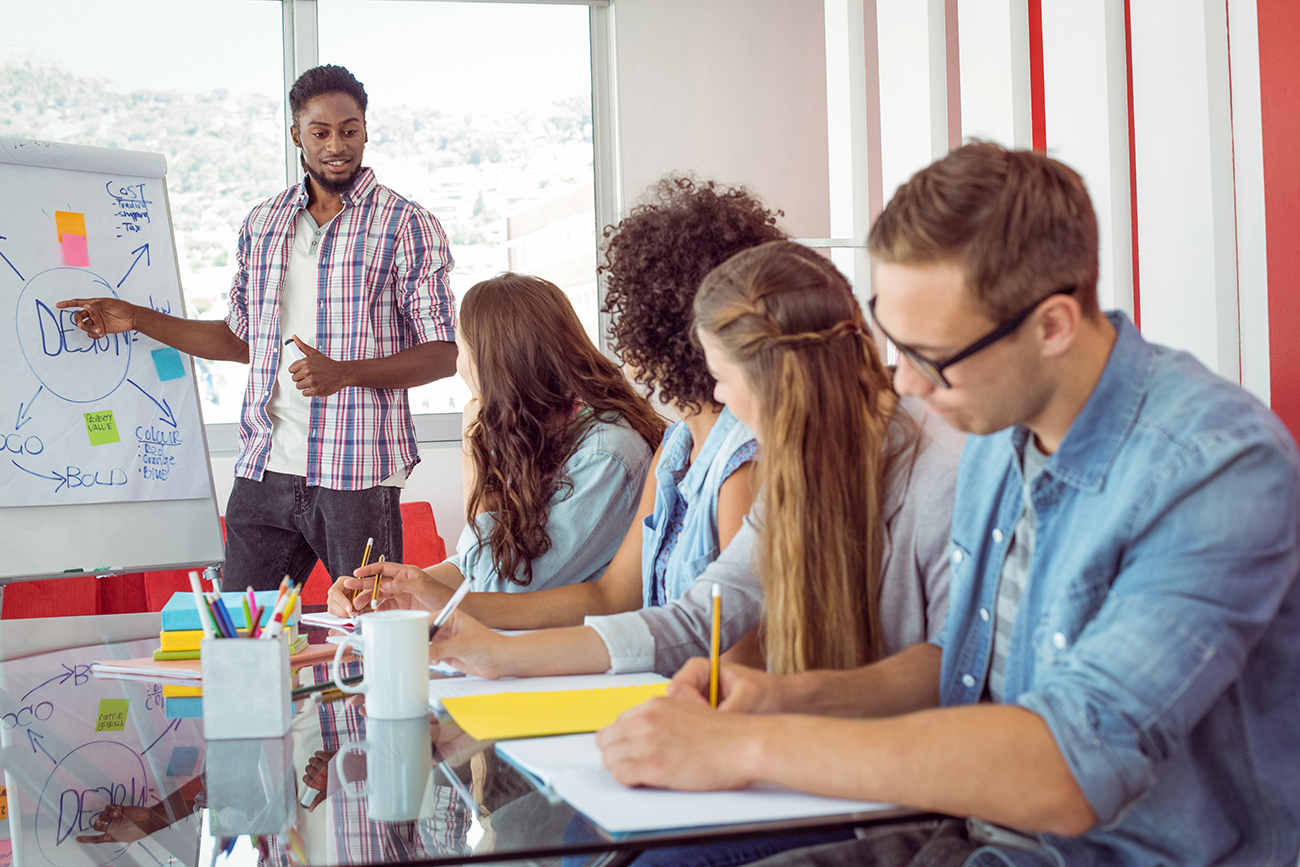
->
[423, 239, 962, 691]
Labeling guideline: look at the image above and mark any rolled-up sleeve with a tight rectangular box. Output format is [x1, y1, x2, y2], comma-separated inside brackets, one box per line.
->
[1015, 435, 1300, 824]
[450, 443, 647, 594]
[224, 216, 252, 341]
[587, 515, 765, 676]
[393, 207, 456, 345]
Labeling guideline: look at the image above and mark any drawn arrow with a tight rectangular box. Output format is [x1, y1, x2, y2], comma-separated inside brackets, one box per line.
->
[16, 384, 42, 430]
[0, 235, 24, 281]
[116, 243, 150, 288]
[27, 728, 57, 764]
[126, 378, 177, 428]
[11, 459, 66, 492]
[19, 663, 76, 701]
[140, 717, 181, 756]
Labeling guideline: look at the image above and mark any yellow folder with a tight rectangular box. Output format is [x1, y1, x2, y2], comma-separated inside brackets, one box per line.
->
[441, 683, 669, 740]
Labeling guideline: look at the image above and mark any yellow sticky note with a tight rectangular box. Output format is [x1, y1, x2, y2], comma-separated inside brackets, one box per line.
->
[441, 683, 668, 741]
[95, 698, 130, 731]
[55, 210, 86, 241]
[84, 410, 120, 446]
[161, 684, 202, 698]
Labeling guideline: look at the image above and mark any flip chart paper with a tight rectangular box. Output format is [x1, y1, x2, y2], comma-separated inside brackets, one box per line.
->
[441, 682, 668, 740]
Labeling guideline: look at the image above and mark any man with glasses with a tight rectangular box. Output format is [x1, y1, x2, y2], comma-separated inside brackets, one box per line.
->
[596, 142, 1300, 866]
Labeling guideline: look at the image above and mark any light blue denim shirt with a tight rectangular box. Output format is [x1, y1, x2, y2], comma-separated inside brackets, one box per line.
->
[448, 413, 653, 593]
[940, 313, 1300, 867]
[640, 408, 757, 607]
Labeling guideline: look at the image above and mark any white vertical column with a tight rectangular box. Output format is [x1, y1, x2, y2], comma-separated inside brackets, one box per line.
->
[1227, 0, 1271, 403]
[956, 0, 1031, 147]
[1129, 0, 1239, 380]
[1042, 0, 1133, 315]
[877, 0, 951, 204]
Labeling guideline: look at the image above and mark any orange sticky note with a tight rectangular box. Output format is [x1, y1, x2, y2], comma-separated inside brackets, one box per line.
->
[55, 210, 86, 242]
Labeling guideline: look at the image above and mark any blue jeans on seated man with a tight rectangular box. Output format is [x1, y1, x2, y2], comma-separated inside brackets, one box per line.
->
[560, 812, 855, 867]
[223, 471, 403, 591]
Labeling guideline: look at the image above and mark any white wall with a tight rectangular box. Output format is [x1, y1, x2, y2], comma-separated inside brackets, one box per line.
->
[613, 0, 832, 237]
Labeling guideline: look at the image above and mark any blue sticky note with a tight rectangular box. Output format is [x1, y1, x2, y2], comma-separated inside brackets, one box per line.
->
[165, 745, 199, 776]
[151, 347, 186, 382]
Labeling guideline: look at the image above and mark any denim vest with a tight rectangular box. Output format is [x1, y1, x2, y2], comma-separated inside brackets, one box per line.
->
[640, 408, 757, 608]
[941, 314, 1300, 867]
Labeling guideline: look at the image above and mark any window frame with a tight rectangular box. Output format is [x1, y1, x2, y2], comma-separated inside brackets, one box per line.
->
[204, 0, 614, 454]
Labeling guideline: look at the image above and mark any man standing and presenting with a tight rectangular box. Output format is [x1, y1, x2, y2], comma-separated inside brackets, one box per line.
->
[62, 66, 457, 590]
[596, 142, 1300, 866]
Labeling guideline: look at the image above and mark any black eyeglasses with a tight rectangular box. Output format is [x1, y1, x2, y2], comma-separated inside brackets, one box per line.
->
[867, 286, 1077, 389]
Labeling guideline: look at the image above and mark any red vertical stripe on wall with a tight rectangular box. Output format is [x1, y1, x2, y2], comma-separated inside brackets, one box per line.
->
[1257, 0, 1300, 436]
[1123, 0, 1141, 329]
[1027, 0, 1046, 150]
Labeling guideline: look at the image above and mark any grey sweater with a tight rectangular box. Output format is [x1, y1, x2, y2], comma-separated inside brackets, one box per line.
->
[586, 399, 964, 675]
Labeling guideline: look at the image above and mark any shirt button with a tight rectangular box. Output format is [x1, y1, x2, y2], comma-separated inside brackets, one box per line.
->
[951, 550, 964, 565]
[979, 607, 990, 621]
[961, 674, 976, 688]
[992, 528, 1004, 543]
[1052, 632, 1067, 650]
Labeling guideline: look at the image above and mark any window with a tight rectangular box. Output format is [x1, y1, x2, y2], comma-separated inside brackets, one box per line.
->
[318, 0, 599, 414]
[0, 0, 285, 424]
[4, 0, 604, 430]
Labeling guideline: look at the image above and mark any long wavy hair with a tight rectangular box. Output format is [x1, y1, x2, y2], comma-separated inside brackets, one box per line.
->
[461, 274, 665, 586]
[693, 241, 916, 673]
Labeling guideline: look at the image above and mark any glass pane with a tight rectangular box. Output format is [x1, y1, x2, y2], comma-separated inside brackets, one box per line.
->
[318, 0, 597, 414]
[0, 0, 285, 424]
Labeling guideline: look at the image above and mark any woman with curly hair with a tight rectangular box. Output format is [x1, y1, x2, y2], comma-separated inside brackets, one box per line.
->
[330, 176, 782, 619]
[326, 272, 662, 601]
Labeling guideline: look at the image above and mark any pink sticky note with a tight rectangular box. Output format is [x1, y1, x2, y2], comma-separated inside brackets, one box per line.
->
[61, 234, 89, 267]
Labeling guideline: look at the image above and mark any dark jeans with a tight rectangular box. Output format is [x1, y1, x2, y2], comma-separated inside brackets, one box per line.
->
[561, 814, 854, 867]
[749, 819, 979, 867]
[223, 471, 403, 591]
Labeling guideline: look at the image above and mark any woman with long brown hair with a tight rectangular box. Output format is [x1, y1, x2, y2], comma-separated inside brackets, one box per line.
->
[419, 240, 960, 684]
[329, 272, 663, 597]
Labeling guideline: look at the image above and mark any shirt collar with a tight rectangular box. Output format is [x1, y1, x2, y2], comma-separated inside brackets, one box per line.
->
[1011, 311, 1152, 493]
[292, 166, 378, 210]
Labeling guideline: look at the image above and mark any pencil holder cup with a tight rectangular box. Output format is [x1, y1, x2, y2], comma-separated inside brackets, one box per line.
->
[201, 634, 292, 739]
[206, 734, 295, 835]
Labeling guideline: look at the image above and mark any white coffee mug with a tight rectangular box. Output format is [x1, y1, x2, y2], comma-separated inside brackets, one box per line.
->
[331, 609, 430, 719]
[337, 715, 434, 822]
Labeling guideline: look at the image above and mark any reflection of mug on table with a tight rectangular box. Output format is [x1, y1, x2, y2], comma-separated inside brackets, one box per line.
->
[338, 715, 435, 822]
[330, 609, 430, 719]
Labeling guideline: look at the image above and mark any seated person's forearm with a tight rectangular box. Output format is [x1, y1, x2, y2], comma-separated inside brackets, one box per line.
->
[772, 642, 943, 718]
[464, 579, 632, 630]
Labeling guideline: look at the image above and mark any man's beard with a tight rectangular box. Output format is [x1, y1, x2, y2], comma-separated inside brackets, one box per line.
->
[303, 157, 359, 195]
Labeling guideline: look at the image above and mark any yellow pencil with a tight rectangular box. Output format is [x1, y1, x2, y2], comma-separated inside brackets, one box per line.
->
[350, 536, 375, 606]
[709, 583, 721, 708]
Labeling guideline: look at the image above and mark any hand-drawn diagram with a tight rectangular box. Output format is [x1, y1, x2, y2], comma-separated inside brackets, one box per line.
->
[0, 639, 203, 866]
[0, 164, 210, 508]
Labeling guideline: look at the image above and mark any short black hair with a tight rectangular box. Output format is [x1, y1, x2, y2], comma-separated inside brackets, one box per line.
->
[289, 65, 368, 122]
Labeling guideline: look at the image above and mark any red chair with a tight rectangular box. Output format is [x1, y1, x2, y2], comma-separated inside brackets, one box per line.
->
[1, 501, 446, 619]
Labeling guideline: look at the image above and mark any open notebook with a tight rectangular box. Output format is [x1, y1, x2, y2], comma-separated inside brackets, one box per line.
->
[497, 733, 902, 836]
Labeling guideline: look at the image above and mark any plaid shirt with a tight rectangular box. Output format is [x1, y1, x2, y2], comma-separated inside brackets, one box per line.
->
[226, 168, 455, 489]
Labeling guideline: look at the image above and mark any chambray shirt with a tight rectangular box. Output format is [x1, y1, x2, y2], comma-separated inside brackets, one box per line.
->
[941, 313, 1300, 867]
[449, 414, 653, 593]
[226, 168, 456, 490]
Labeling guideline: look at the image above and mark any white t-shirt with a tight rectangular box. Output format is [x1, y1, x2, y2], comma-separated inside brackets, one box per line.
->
[265, 210, 405, 487]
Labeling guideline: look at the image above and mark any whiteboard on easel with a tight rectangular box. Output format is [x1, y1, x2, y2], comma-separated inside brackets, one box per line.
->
[0, 138, 224, 583]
